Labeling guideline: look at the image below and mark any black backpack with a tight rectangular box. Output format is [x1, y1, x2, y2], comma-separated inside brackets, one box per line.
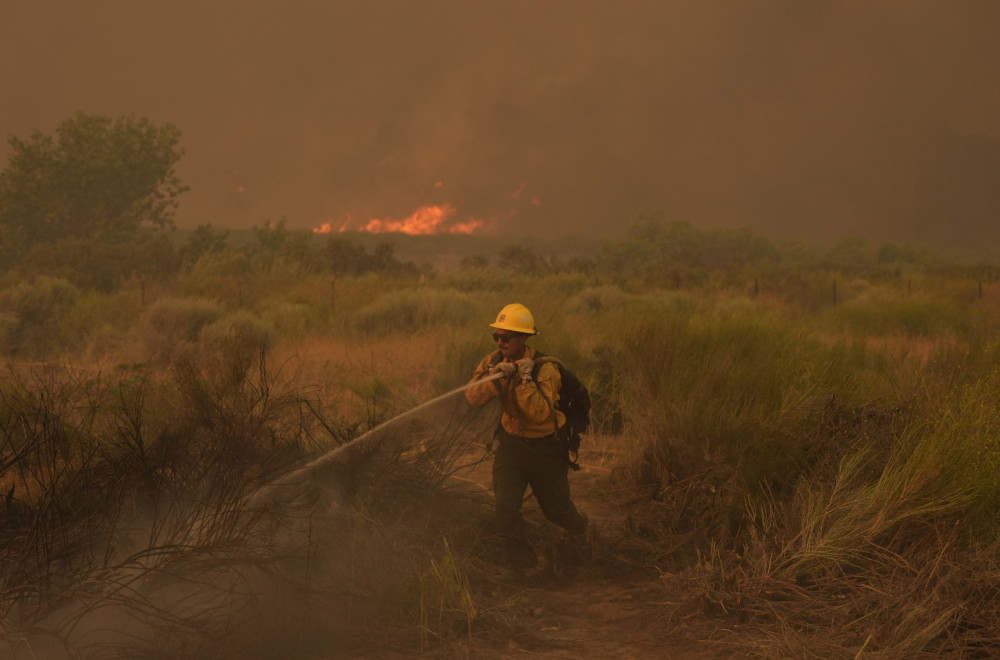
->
[489, 350, 591, 470]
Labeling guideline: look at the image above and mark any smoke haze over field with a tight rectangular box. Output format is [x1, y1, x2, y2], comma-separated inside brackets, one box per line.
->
[2, 1, 1000, 248]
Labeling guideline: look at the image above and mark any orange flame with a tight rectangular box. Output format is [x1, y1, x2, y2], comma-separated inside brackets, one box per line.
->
[312, 217, 353, 234]
[360, 204, 457, 234]
[314, 204, 495, 235]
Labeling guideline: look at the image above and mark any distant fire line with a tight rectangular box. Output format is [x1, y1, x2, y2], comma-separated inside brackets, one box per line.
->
[313, 203, 491, 236]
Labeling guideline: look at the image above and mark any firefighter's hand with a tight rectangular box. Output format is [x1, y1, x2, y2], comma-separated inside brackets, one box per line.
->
[515, 357, 534, 383]
[491, 361, 516, 378]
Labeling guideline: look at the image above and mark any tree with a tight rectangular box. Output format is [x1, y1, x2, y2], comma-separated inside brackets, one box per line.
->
[498, 244, 543, 273]
[826, 235, 873, 273]
[250, 218, 326, 272]
[179, 224, 230, 266]
[0, 111, 187, 265]
[326, 237, 369, 275]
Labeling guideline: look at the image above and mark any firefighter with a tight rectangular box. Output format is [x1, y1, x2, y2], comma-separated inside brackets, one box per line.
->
[466, 303, 588, 569]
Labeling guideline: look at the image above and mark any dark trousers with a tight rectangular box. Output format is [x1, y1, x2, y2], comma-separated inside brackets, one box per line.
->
[492, 430, 587, 554]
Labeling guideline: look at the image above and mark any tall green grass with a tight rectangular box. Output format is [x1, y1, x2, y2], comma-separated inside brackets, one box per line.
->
[833, 293, 987, 339]
[606, 290, 1000, 656]
[729, 370, 1000, 656]
[615, 301, 853, 492]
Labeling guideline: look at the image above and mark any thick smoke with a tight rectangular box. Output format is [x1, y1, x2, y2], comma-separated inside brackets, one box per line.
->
[0, 380, 500, 659]
[1, 1, 999, 247]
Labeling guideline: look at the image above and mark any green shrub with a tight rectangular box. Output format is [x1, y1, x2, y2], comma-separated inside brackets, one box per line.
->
[351, 288, 480, 336]
[141, 296, 224, 364]
[199, 310, 276, 357]
[256, 299, 322, 337]
[0, 275, 80, 324]
[176, 249, 252, 304]
[0, 276, 81, 355]
[0, 312, 17, 345]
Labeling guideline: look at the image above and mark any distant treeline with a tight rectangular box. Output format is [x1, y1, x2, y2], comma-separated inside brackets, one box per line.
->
[4, 213, 1000, 294]
[2, 113, 998, 293]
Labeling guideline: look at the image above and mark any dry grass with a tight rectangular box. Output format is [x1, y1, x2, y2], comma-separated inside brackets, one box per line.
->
[0, 338, 503, 659]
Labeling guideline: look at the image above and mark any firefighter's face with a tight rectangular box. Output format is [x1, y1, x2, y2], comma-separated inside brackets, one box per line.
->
[493, 331, 528, 360]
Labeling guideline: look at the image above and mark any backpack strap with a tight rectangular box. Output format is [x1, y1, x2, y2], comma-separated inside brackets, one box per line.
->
[529, 352, 580, 471]
[530, 349, 547, 379]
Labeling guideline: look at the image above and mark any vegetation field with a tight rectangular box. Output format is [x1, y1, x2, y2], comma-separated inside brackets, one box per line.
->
[3, 213, 1000, 659]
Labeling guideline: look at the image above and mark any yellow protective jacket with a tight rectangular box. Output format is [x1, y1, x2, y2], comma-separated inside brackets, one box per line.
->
[466, 346, 566, 439]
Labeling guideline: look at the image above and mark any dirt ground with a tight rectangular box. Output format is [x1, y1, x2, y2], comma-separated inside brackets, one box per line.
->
[390, 434, 751, 660]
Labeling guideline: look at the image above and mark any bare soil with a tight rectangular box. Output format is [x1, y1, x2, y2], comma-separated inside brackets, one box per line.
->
[399, 434, 751, 659]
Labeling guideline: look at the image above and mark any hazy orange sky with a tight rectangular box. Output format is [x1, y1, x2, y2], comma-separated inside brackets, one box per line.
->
[2, 1, 999, 247]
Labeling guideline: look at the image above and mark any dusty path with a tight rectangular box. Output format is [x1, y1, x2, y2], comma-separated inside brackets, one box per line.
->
[426, 435, 749, 659]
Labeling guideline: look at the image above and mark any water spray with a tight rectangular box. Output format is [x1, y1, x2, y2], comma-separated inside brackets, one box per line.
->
[252, 371, 505, 503]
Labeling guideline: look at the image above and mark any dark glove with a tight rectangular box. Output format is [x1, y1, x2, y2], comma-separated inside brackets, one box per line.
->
[492, 361, 516, 378]
[515, 357, 534, 383]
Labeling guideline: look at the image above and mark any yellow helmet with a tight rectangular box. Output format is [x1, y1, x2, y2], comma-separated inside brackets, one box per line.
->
[489, 303, 537, 335]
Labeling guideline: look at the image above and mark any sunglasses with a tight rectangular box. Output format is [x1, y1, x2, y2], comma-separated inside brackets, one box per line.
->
[493, 332, 525, 343]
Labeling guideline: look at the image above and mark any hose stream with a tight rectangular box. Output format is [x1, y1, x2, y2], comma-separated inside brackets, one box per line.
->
[253, 371, 506, 502]
[255, 356, 568, 504]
